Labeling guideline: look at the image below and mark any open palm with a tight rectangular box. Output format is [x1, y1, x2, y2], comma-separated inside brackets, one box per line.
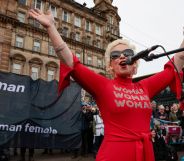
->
[28, 8, 54, 28]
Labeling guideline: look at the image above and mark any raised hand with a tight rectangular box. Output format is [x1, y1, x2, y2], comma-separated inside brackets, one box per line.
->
[28, 8, 55, 29]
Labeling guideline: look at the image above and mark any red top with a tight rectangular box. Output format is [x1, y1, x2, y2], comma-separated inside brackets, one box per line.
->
[58, 56, 183, 161]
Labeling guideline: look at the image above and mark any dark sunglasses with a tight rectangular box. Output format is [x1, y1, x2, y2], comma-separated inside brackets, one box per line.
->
[110, 49, 134, 60]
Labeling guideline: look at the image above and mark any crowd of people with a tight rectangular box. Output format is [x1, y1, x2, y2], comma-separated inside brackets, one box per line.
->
[150, 101, 184, 161]
[71, 103, 104, 159]
[2, 101, 184, 161]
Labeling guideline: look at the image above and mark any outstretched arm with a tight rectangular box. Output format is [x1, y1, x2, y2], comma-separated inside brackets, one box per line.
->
[28, 9, 73, 67]
[174, 39, 184, 72]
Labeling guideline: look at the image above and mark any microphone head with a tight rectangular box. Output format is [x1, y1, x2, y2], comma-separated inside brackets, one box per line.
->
[125, 57, 134, 65]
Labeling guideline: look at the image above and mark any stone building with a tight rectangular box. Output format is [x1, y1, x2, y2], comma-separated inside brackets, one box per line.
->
[0, 0, 121, 82]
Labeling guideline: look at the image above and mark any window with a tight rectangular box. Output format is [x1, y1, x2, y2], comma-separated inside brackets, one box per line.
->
[96, 40, 101, 48]
[85, 20, 91, 32]
[106, 25, 110, 32]
[49, 5, 57, 17]
[47, 70, 55, 81]
[15, 36, 24, 48]
[31, 66, 39, 80]
[76, 52, 81, 60]
[62, 27, 69, 37]
[109, 16, 113, 25]
[12, 63, 21, 74]
[87, 55, 92, 65]
[28, 14, 40, 27]
[75, 32, 80, 41]
[33, 40, 40, 52]
[97, 58, 103, 68]
[95, 24, 101, 35]
[62, 10, 70, 23]
[18, 0, 27, 5]
[74, 16, 81, 27]
[48, 44, 55, 56]
[113, 29, 117, 35]
[17, 12, 26, 23]
[33, 20, 40, 28]
[34, 0, 42, 10]
[86, 36, 91, 45]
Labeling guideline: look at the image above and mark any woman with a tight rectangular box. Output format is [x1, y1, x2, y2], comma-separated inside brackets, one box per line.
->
[151, 129, 167, 161]
[169, 103, 179, 122]
[28, 9, 184, 161]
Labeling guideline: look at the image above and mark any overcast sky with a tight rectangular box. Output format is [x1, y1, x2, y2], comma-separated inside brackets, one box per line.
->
[75, 0, 184, 77]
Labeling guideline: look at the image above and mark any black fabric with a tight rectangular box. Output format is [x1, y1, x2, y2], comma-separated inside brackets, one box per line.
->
[0, 72, 82, 149]
[152, 135, 167, 160]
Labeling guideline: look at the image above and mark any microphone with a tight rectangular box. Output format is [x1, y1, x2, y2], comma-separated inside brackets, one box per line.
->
[126, 45, 159, 65]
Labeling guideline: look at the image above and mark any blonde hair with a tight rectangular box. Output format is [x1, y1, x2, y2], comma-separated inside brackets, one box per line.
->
[105, 39, 136, 75]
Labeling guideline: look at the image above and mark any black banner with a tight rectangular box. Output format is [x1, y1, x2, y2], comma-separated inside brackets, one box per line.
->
[0, 72, 82, 149]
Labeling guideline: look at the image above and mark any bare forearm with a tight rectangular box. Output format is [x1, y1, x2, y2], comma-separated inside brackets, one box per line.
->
[174, 39, 184, 72]
[47, 25, 73, 67]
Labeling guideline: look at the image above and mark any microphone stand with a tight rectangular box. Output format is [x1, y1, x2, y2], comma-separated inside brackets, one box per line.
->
[143, 47, 184, 61]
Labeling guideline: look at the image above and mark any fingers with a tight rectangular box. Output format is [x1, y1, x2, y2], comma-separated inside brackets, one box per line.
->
[46, 10, 51, 15]
[29, 9, 40, 16]
[34, 8, 42, 14]
[28, 9, 44, 21]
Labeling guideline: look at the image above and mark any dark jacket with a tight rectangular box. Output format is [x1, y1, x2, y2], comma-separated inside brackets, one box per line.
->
[152, 135, 167, 160]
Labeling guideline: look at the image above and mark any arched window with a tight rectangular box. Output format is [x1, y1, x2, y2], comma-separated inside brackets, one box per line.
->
[47, 69, 55, 81]
[29, 58, 43, 80]
[31, 66, 39, 80]
[12, 63, 21, 74]
[46, 61, 58, 81]
[10, 54, 26, 75]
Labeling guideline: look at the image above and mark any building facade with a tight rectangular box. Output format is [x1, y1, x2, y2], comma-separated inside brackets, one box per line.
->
[0, 0, 121, 82]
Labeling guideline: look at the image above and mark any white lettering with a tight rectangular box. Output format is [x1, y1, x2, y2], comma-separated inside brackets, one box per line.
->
[0, 124, 22, 132]
[0, 81, 25, 93]
[134, 101, 143, 108]
[131, 95, 140, 101]
[124, 94, 131, 99]
[0, 123, 57, 134]
[126, 100, 134, 107]
[113, 85, 122, 91]
[114, 100, 126, 107]
[113, 91, 123, 98]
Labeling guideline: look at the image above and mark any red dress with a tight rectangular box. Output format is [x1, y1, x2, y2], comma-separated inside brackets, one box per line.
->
[58, 56, 183, 161]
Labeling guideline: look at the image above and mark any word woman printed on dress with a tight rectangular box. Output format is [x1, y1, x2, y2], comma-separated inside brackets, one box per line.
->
[113, 85, 151, 108]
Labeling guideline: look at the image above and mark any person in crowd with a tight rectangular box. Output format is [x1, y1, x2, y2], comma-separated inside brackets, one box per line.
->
[42, 148, 53, 155]
[165, 105, 171, 119]
[181, 110, 184, 136]
[169, 103, 180, 122]
[19, 148, 34, 161]
[14, 148, 18, 156]
[151, 129, 167, 161]
[150, 100, 158, 129]
[166, 145, 178, 161]
[155, 104, 168, 120]
[80, 103, 95, 157]
[93, 109, 104, 158]
[28, 8, 184, 161]
[173, 103, 182, 120]
[151, 100, 158, 118]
